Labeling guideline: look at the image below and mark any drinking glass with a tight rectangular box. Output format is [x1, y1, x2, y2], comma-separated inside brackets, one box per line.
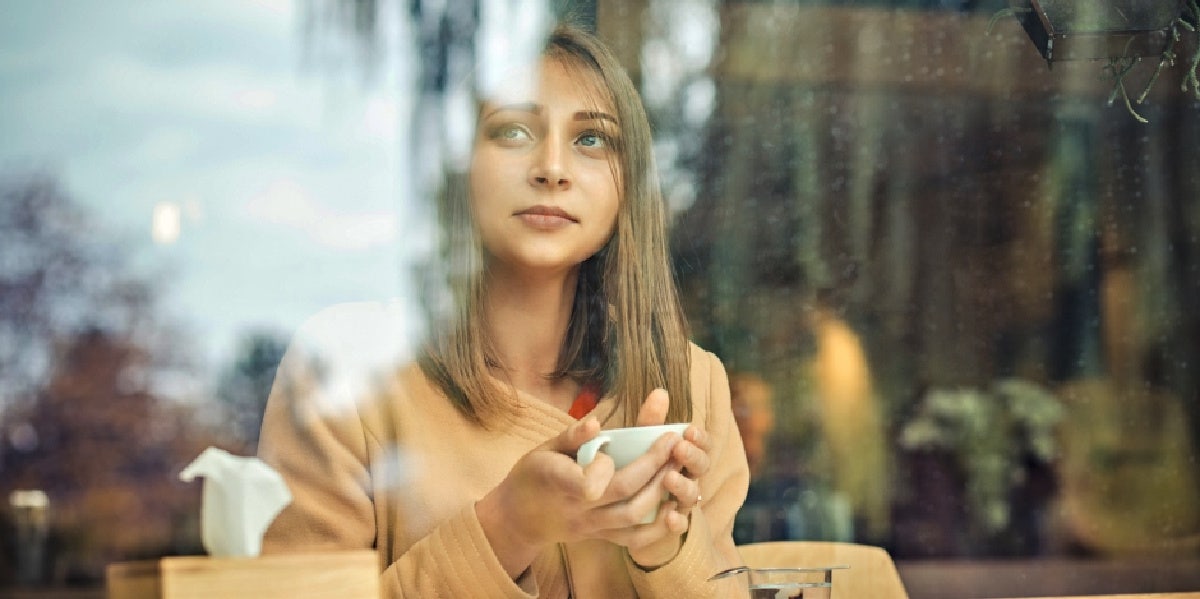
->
[711, 565, 848, 599]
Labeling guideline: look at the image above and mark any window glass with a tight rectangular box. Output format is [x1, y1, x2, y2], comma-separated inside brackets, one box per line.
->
[1, 0, 1198, 594]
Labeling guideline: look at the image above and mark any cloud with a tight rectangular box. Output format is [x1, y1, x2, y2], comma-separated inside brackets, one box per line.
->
[243, 178, 397, 250]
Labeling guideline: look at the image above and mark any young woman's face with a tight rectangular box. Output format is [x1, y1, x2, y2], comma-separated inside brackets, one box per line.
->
[469, 57, 621, 277]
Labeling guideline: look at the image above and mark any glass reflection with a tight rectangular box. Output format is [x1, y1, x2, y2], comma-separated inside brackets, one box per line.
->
[1, 0, 1198, 594]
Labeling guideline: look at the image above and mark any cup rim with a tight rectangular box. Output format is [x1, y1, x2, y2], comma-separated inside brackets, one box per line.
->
[602, 423, 689, 435]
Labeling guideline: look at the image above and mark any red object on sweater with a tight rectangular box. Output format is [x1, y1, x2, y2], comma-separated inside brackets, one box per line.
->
[569, 383, 600, 419]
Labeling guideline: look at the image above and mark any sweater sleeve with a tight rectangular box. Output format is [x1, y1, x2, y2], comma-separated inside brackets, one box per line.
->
[380, 504, 540, 598]
[257, 303, 538, 598]
[625, 347, 751, 598]
[257, 330, 377, 553]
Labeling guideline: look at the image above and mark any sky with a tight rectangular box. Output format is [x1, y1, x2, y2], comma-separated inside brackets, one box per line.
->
[0, 1, 426, 393]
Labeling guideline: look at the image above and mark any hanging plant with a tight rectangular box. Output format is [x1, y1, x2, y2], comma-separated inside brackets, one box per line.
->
[992, 0, 1200, 122]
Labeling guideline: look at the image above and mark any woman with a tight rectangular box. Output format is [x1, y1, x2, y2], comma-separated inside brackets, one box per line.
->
[258, 23, 750, 597]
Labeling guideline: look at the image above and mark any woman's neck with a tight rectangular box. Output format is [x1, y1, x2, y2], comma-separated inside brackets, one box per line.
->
[482, 266, 581, 407]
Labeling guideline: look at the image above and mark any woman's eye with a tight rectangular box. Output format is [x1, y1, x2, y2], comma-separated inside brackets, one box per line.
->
[490, 124, 531, 142]
[576, 130, 609, 149]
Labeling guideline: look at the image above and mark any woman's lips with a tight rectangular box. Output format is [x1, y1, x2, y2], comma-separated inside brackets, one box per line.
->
[514, 205, 578, 228]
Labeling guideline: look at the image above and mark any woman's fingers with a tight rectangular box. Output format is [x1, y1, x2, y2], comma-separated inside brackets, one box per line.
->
[594, 498, 687, 550]
[590, 467, 670, 529]
[503, 417, 608, 509]
[663, 469, 702, 513]
[685, 424, 711, 453]
[653, 501, 690, 537]
[545, 411, 708, 550]
[550, 416, 600, 454]
[635, 388, 670, 426]
[673, 427, 711, 478]
[657, 425, 708, 516]
[598, 431, 678, 503]
[580, 452, 615, 501]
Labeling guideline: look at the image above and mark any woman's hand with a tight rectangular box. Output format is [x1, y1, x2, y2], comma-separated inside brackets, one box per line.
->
[475, 388, 709, 578]
[624, 389, 713, 568]
[476, 414, 679, 579]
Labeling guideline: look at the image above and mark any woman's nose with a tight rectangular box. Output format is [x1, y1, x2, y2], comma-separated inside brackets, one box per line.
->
[528, 139, 570, 191]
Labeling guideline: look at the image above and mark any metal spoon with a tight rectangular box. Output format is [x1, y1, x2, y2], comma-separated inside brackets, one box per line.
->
[707, 565, 750, 582]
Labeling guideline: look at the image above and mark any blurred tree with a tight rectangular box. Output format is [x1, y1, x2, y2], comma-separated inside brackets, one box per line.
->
[215, 330, 289, 453]
[0, 171, 215, 586]
[0, 171, 189, 412]
[2, 330, 212, 584]
[1, 171, 98, 412]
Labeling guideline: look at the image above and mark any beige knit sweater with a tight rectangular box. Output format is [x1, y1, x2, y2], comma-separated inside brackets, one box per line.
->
[258, 302, 750, 598]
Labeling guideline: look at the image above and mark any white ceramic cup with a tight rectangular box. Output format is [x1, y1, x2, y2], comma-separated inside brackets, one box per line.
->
[576, 423, 689, 524]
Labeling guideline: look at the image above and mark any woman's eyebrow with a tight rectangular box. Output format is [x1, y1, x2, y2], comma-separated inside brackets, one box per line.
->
[480, 104, 617, 125]
[482, 102, 541, 119]
[575, 111, 617, 124]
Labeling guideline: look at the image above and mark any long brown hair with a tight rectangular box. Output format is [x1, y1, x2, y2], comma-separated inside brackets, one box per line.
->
[419, 23, 692, 427]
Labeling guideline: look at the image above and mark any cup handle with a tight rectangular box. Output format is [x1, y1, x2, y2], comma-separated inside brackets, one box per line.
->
[576, 435, 611, 466]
